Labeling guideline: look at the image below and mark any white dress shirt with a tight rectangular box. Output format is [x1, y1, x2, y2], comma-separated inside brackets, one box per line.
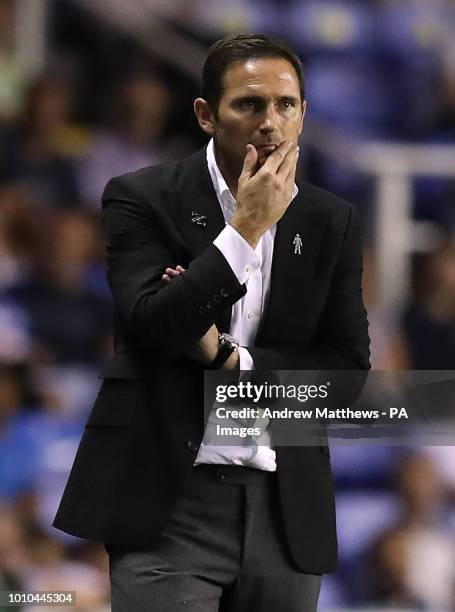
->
[194, 139, 298, 471]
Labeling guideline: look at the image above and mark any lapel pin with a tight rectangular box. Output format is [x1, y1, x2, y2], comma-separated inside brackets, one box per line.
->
[293, 233, 303, 255]
[191, 211, 207, 227]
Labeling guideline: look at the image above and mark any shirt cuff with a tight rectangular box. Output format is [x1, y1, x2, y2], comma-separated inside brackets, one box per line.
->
[238, 346, 254, 371]
[213, 224, 260, 285]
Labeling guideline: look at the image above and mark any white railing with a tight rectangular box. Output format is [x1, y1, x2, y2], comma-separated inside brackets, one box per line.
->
[306, 124, 454, 312]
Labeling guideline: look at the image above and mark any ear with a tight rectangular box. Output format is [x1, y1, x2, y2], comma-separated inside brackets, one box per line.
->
[194, 98, 216, 137]
[298, 100, 307, 135]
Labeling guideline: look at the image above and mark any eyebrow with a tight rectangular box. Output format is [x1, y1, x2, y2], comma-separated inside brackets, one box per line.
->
[231, 94, 300, 105]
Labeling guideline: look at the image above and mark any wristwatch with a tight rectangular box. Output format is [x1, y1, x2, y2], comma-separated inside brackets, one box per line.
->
[208, 333, 239, 369]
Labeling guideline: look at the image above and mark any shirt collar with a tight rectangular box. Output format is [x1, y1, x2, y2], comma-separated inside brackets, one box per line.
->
[206, 138, 236, 219]
[206, 138, 298, 223]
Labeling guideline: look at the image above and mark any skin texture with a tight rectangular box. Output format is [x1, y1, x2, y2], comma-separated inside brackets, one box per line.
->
[195, 57, 305, 194]
[167, 56, 307, 367]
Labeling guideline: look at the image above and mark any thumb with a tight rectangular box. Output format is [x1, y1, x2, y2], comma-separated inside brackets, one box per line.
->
[240, 144, 258, 179]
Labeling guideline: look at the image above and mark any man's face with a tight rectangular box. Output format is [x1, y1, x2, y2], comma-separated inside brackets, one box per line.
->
[209, 57, 305, 175]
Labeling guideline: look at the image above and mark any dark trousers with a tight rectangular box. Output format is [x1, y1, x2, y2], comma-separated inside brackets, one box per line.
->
[106, 464, 322, 611]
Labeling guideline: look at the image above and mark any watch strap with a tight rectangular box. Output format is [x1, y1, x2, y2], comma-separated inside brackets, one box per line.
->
[208, 334, 237, 370]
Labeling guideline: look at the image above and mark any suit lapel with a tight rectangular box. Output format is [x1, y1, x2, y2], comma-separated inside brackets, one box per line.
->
[168, 147, 232, 333]
[167, 150, 329, 339]
[255, 187, 328, 344]
[169, 148, 226, 257]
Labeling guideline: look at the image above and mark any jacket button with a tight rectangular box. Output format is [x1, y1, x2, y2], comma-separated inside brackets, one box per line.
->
[186, 440, 199, 452]
[220, 288, 229, 298]
[213, 293, 221, 303]
[206, 300, 213, 309]
[198, 306, 206, 315]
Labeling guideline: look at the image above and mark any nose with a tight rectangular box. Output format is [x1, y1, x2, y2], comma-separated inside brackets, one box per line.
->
[258, 104, 278, 135]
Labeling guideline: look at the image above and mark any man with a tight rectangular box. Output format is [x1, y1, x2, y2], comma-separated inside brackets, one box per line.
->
[54, 34, 370, 611]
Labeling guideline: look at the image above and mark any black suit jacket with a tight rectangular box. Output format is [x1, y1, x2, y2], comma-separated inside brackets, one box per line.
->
[53, 147, 370, 574]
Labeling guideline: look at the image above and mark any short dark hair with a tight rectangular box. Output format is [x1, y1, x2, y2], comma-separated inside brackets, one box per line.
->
[201, 33, 305, 115]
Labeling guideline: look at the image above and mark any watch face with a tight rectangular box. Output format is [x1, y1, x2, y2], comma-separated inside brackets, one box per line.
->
[220, 333, 238, 348]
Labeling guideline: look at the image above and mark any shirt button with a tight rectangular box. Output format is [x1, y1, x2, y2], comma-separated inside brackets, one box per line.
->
[245, 265, 252, 274]
[247, 312, 254, 320]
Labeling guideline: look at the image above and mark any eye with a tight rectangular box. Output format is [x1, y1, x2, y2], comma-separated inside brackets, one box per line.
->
[239, 98, 257, 110]
[279, 98, 295, 110]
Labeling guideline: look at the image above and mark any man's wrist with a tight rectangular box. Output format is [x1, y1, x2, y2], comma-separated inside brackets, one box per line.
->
[208, 333, 239, 369]
[229, 216, 262, 249]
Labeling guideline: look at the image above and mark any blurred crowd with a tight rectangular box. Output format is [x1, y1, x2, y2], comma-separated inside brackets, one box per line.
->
[0, 0, 454, 610]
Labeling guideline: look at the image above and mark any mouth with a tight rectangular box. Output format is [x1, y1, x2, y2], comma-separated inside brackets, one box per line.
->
[256, 144, 278, 155]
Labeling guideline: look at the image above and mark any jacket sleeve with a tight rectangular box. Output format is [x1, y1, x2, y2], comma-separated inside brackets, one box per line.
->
[102, 175, 246, 359]
[249, 203, 370, 375]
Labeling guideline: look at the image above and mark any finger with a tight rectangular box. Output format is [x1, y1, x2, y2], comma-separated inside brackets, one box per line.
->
[260, 141, 293, 175]
[277, 145, 300, 181]
[277, 145, 299, 180]
[165, 268, 180, 277]
[239, 144, 258, 180]
[285, 146, 300, 183]
[176, 265, 186, 272]
[162, 274, 170, 282]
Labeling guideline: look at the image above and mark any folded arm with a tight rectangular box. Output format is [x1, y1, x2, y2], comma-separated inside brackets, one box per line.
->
[102, 175, 246, 360]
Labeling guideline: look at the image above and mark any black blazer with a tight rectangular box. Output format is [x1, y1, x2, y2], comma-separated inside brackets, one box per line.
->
[53, 147, 370, 574]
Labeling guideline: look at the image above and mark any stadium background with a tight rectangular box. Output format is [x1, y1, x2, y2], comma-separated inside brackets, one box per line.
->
[0, 0, 454, 609]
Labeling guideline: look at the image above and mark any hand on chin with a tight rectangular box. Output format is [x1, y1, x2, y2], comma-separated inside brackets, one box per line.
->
[257, 150, 273, 167]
